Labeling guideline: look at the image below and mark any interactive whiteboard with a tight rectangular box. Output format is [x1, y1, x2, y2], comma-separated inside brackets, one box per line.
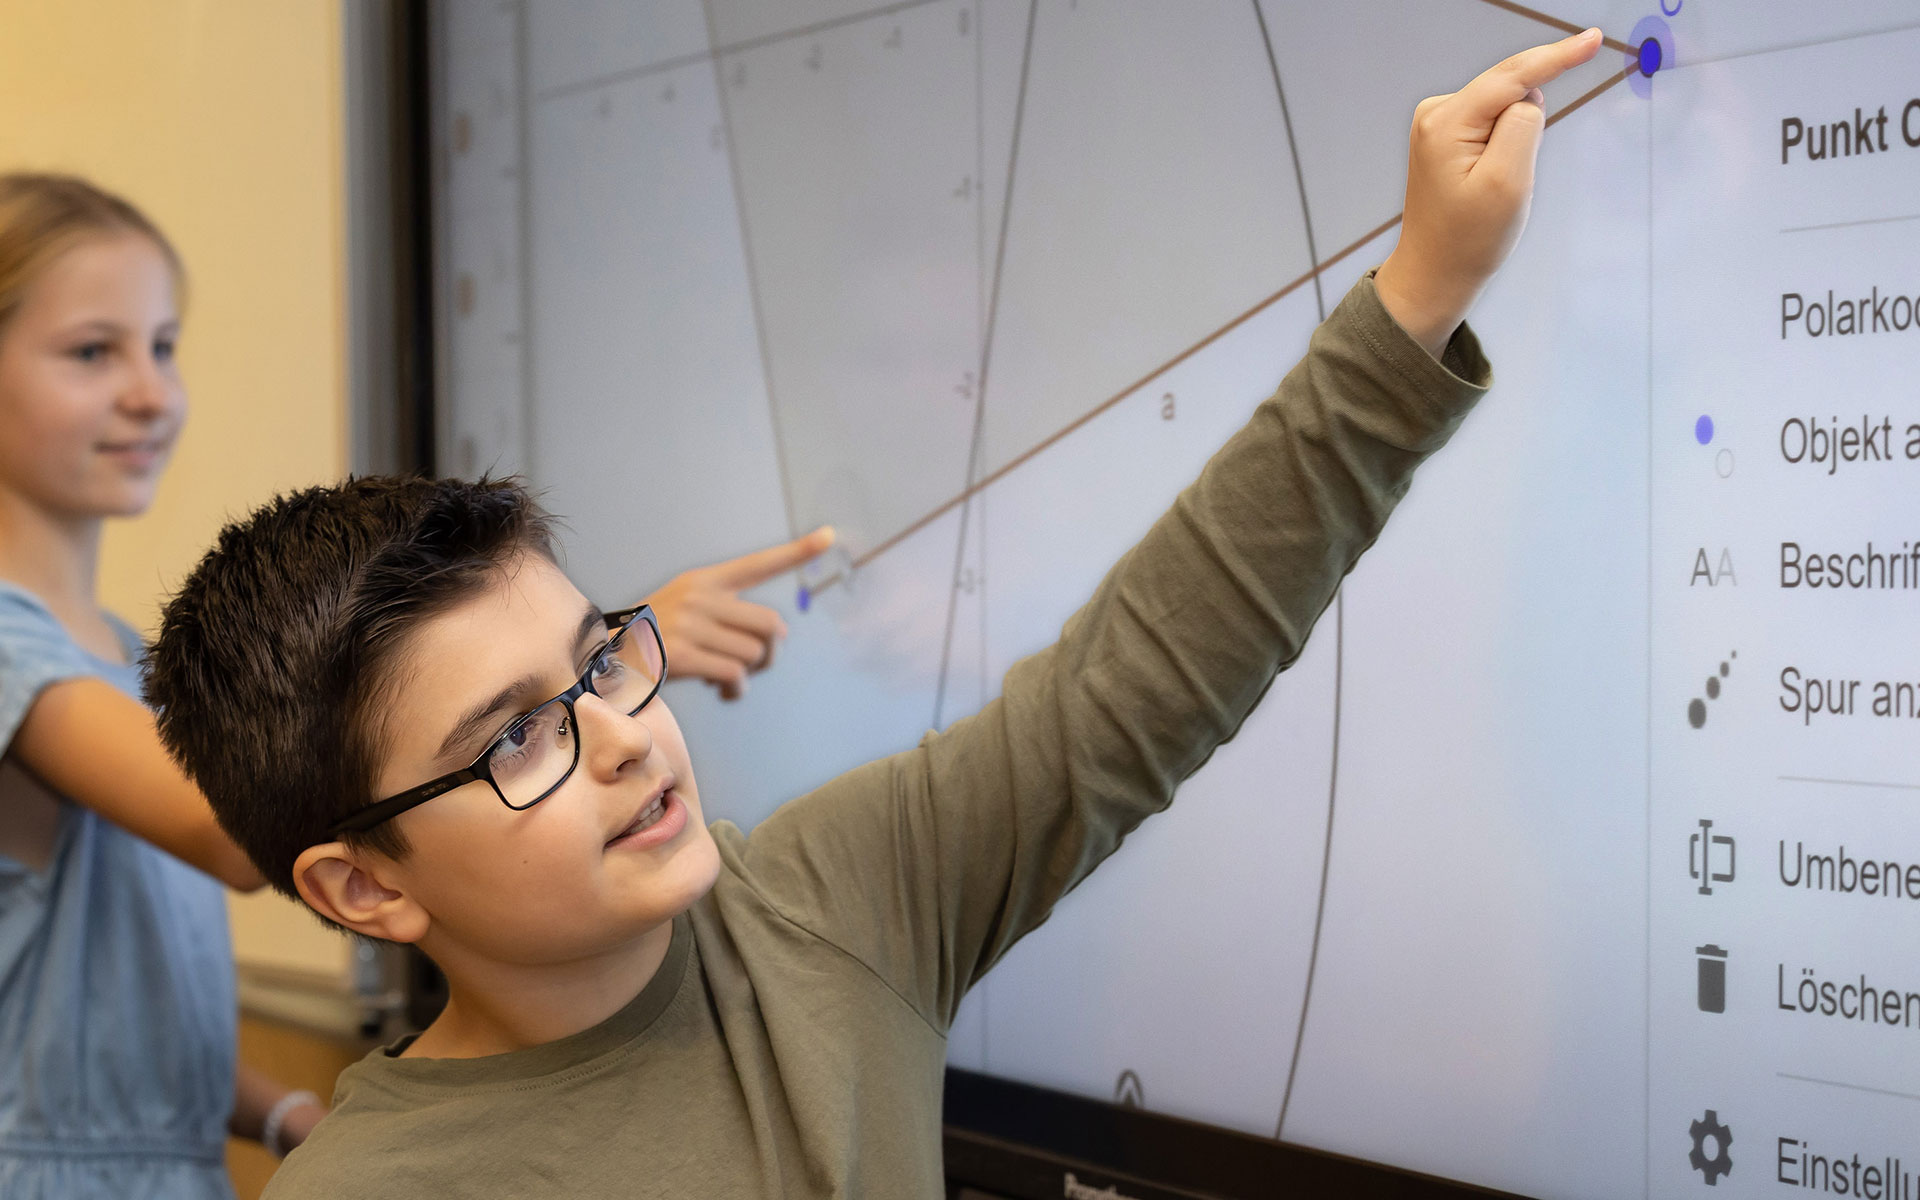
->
[432, 3, 1920, 1194]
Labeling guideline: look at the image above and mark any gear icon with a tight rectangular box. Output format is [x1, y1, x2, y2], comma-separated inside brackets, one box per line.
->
[1689, 1110, 1733, 1186]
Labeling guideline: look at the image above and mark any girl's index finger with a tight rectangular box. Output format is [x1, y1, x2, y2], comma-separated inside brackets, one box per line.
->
[711, 526, 837, 589]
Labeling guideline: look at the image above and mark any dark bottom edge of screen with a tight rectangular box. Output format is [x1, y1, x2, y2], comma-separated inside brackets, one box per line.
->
[943, 1067, 1528, 1200]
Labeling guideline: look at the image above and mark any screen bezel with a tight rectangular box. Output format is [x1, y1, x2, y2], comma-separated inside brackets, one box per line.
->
[943, 1068, 1526, 1199]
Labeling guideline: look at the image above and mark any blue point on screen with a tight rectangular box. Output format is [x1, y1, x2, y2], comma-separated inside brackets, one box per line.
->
[1626, 15, 1673, 98]
[1637, 37, 1662, 77]
[1694, 415, 1714, 445]
[796, 585, 811, 613]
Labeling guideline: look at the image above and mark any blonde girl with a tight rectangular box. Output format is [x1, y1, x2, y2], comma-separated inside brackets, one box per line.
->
[0, 173, 321, 1198]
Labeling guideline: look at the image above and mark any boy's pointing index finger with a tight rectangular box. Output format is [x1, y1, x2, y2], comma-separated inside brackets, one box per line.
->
[1452, 29, 1603, 125]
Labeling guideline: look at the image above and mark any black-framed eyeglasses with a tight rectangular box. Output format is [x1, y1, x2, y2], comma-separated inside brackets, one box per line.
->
[329, 605, 666, 836]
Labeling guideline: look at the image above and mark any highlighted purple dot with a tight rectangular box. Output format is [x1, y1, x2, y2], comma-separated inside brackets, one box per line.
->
[796, 585, 811, 613]
[1695, 415, 1713, 445]
[1626, 15, 1673, 99]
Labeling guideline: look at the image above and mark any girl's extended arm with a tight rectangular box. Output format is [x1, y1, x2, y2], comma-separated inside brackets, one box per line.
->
[11, 675, 266, 890]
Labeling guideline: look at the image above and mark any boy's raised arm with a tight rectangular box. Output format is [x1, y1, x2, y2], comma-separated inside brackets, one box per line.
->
[735, 32, 1601, 1028]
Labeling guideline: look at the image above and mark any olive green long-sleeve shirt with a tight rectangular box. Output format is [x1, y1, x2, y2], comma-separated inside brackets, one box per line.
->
[265, 273, 1491, 1198]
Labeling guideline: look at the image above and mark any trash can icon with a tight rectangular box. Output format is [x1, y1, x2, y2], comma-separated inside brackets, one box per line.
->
[1696, 944, 1727, 1013]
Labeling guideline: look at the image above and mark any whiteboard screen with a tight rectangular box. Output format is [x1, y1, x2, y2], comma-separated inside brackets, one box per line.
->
[432, 3, 1920, 1194]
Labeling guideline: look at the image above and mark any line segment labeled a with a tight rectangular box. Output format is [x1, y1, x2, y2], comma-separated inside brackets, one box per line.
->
[818, 38, 1633, 588]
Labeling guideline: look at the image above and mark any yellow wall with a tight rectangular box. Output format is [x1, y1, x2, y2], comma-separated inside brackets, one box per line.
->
[0, 0, 354, 978]
[0, 0, 349, 633]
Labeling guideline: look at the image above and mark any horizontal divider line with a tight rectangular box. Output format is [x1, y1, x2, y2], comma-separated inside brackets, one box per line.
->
[1782, 212, 1920, 235]
[1779, 775, 1920, 792]
[1779, 1072, 1920, 1104]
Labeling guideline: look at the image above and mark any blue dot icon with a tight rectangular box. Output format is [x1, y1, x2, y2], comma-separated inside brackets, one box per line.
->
[796, 585, 811, 613]
[1695, 415, 1714, 445]
[1637, 37, 1662, 77]
[1626, 15, 1673, 99]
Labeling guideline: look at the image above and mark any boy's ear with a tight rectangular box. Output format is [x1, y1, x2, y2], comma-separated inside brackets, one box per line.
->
[293, 842, 430, 944]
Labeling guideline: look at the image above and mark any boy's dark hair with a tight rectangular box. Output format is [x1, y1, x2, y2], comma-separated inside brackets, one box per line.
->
[145, 475, 557, 899]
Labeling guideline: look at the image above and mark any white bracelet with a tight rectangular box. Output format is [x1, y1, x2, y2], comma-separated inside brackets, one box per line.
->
[262, 1089, 321, 1158]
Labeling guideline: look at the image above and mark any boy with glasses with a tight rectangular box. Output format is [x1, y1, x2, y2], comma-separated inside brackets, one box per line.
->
[142, 33, 1600, 1197]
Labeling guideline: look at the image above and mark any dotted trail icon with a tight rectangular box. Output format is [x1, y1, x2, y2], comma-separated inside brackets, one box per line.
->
[1688, 652, 1736, 729]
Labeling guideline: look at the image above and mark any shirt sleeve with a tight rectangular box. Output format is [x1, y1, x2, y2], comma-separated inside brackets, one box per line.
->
[0, 589, 99, 755]
[727, 272, 1493, 1030]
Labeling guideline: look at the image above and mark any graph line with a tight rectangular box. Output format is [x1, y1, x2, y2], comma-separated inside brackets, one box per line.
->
[1256, 0, 1325, 320]
[514, 2, 538, 473]
[1640, 92, 1655, 1200]
[700, 0, 802, 540]
[1547, 65, 1632, 127]
[828, 214, 1395, 583]
[811, 40, 1633, 593]
[932, 0, 1039, 732]
[1254, 0, 1334, 1143]
[535, 0, 1634, 106]
[1469, 0, 1637, 55]
[535, 0, 952, 104]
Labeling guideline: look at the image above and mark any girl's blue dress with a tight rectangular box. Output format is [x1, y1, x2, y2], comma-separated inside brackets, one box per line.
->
[0, 583, 235, 1198]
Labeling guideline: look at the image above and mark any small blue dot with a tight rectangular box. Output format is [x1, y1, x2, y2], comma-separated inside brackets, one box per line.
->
[1626, 16, 1672, 99]
[796, 586, 811, 613]
[1694, 415, 1714, 445]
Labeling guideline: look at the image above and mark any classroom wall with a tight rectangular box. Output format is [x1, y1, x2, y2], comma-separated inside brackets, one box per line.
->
[0, 0, 354, 980]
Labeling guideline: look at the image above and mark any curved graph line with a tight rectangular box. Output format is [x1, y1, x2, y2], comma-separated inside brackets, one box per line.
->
[1252, 0, 1336, 1144]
